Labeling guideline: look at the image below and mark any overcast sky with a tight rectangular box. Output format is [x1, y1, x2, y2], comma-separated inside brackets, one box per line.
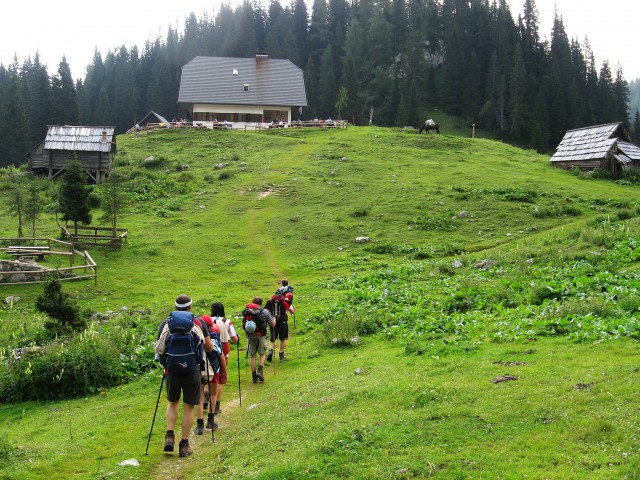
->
[0, 0, 637, 81]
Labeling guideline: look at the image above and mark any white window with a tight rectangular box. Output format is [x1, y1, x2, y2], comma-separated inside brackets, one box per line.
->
[232, 69, 238, 76]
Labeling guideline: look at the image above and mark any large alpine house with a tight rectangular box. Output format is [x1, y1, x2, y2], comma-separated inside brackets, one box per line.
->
[550, 122, 640, 177]
[178, 54, 307, 129]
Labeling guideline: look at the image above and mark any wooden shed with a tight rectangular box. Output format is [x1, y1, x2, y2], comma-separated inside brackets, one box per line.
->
[28, 125, 116, 183]
[550, 123, 640, 177]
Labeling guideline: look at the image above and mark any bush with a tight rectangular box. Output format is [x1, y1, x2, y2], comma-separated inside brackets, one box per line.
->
[35, 273, 86, 334]
[320, 311, 364, 347]
[0, 332, 127, 402]
[218, 171, 233, 180]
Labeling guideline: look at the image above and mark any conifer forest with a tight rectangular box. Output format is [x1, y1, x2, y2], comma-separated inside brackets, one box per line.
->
[0, 0, 638, 167]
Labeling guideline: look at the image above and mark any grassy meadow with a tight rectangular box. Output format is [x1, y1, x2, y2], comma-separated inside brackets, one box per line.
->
[1, 124, 640, 479]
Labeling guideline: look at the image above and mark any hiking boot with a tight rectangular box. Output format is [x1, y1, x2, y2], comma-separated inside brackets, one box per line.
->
[267, 349, 274, 362]
[163, 432, 175, 452]
[252, 371, 258, 384]
[178, 440, 192, 457]
[214, 401, 222, 415]
[279, 351, 286, 361]
[256, 367, 265, 382]
[206, 413, 218, 430]
[194, 421, 204, 435]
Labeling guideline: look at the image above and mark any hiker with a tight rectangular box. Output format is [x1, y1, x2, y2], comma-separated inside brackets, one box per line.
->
[243, 296, 275, 383]
[210, 302, 239, 414]
[268, 279, 296, 362]
[154, 294, 213, 457]
[197, 315, 226, 433]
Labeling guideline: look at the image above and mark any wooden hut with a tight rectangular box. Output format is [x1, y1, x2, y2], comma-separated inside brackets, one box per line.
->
[550, 123, 640, 177]
[28, 125, 116, 183]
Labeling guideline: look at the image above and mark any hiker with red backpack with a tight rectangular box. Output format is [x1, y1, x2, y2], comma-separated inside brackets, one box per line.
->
[210, 302, 239, 415]
[242, 296, 275, 383]
[267, 279, 296, 362]
[196, 315, 226, 434]
[153, 294, 214, 457]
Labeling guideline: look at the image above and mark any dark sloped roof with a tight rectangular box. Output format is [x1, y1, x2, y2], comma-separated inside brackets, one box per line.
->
[138, 111, 169, 125]
[550, 123, 632, 163]
[178, 56, 307, 107]
[44, 126, 116, 153]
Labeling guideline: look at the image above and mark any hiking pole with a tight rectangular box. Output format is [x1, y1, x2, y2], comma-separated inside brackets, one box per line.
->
[236, 337, 242, 406]
[205, 357, 215, 444]
[292, 312, 297, 354]
[144, 370, 165, 455]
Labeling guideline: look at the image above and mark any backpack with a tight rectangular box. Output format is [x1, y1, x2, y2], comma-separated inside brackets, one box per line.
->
[243, 303, 266, 336]
[266, 293, 293, 322]
[202, 332, 222, 379]
[163, 311, 204, 375]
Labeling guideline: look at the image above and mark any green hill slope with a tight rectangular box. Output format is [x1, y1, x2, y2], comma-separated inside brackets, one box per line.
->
[2, 127, 640, 479]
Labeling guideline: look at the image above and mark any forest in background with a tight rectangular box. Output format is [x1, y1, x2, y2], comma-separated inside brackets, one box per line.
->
[0, 0, 639, 167]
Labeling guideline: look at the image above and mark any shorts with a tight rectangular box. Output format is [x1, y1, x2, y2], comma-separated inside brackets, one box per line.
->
[270, 319, 289, 341]
[223, 342, 230, 358]
[201, 372, 219, 385]
[247, 334, 268, 356]
[166, 370, 201, 406]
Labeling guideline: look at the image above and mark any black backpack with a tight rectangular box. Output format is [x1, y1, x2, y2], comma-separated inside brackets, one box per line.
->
[163, 311, 204, 375]
[266, 295, 287, 322]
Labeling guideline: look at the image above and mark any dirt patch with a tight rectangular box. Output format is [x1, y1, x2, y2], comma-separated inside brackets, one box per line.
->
[257, 187, 273, 199]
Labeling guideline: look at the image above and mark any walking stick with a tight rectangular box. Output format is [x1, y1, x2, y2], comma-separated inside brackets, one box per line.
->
[205, 356, 215, 444]
[144, 370, 165, 455]
[236, 337, 242, 406]
[292, 312, 297, 353]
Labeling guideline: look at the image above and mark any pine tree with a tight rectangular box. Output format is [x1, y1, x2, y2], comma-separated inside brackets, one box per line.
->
[633, 110, 640, 142]
[50, 56, 78, 125]
[0, 60, 30, 166]
[59, 158, 92, 236]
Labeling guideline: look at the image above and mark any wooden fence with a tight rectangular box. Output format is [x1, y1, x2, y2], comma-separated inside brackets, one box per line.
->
[0, 237, 98, 286]
[61, 225, 128, 249]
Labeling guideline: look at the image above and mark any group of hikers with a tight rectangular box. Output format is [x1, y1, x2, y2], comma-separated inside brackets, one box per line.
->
[152, 279, 295, 457]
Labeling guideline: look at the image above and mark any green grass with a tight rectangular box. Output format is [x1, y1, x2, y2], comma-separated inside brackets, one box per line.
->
[2, 126, 640, 478]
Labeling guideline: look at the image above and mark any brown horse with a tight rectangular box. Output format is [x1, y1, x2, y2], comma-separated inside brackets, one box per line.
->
[419, 121, 440, 134]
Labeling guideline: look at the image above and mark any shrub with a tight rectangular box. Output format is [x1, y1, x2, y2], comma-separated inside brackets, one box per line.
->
[142, 156, 168, 168]
[0, 331, 127, 402]
[351, 206, 370, 217]
[320, 311, 365, 347]
[617, 209, 634, 220]
[218, 171, 233, 180]
[35, 273, 85, 334]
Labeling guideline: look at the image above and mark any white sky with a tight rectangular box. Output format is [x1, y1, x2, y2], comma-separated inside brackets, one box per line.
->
[0, 0, 638, 81]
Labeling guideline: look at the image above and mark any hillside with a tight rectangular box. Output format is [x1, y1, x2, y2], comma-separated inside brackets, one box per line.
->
[2, 127, 640, 479]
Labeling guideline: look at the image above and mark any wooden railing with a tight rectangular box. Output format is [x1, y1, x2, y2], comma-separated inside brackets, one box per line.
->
[61, 225, 128, 249]
[0, 237, 98, 286]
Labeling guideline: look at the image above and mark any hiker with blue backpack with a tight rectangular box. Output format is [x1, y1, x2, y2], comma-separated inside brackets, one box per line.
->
[242, 296, 275, 383]
[154, 294, 214, 457]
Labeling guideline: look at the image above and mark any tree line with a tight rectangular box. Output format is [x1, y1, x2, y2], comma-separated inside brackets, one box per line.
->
[0, 0, 637, 166]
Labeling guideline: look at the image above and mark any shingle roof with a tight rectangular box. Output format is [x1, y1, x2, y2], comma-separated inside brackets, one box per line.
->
[44, 126, 116, 153]
[617, 141, 640, 160]
[550, 123, 632, 162]
[178, 56, 307, 107]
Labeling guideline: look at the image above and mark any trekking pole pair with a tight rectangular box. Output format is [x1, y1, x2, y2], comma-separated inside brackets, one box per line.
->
[144, 369, 165, 456]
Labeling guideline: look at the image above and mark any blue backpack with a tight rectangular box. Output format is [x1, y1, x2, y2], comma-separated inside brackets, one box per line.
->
[164, 311, 204, 375]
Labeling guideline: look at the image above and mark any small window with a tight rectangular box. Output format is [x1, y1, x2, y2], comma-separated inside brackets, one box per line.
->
[232, 69, 238, 76]
[243, 84, 249, 91]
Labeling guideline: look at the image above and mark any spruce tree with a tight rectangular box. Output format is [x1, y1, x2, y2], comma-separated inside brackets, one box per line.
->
[59, 158, 92, 236]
